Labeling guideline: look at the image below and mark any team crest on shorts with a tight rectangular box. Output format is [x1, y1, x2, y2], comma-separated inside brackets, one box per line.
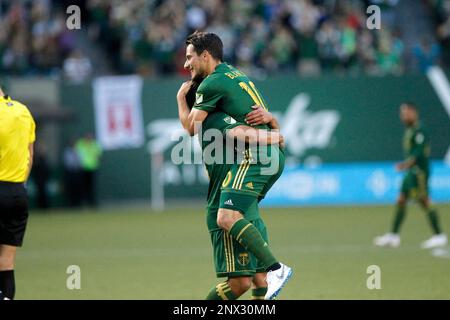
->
[238, 253, 250, 266]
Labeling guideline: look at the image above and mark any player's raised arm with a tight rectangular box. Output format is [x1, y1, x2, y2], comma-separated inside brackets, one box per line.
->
[177, 81, 209, 136]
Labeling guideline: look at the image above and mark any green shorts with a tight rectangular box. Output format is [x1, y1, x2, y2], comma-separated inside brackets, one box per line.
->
[401, 169, 429, 199]
[210, 218, 268, 278]
[220, 147, 285, 212]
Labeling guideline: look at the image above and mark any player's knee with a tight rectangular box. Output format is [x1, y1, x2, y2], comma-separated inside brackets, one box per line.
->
[396, 196, 407, 207]
[252, 273, 267, 288]
[240, 278, 252, 292]
[217, 209, 239, 230]
[229, 277, 252, 295]
[418, 197, 429, 209]
[216, 213, 229, 230]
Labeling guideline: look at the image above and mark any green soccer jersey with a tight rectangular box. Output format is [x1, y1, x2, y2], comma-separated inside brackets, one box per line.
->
[201, 111, 261, 231]
[201, 111, 238, 210]
[194, 62, 270, 130]
[194, 62, 282, 170]
[195, 63, 281, 231]
[403, 123, 430, 174]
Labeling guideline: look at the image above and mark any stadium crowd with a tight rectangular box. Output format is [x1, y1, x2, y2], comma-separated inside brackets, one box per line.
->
[0, 0, 76, 76]
[428, 0, 450, 67]
[0, 0, 449, 79]
[83, 0, 406, 76]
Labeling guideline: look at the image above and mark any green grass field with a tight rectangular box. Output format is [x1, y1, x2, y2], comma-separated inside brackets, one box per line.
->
[15, 203, 450, 300]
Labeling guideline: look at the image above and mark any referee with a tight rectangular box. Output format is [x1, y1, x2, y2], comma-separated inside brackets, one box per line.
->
[0, 87, 35, 300]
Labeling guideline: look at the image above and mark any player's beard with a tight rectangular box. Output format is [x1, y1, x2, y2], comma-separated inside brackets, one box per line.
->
[403, 118, 417, 127]
[191, 65, 207, 82]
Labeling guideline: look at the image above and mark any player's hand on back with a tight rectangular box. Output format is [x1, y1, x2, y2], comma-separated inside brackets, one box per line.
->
[177, 81, 193, 100]
[245, 105, 273, 126]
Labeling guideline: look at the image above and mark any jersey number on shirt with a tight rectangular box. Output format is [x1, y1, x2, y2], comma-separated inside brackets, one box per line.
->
[238, 81, 268, 111]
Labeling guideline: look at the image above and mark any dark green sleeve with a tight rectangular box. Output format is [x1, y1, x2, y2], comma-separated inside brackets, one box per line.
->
[409, 129, 427, 159]
[203, 112, 241, 135]
[193, 79, 223, 112]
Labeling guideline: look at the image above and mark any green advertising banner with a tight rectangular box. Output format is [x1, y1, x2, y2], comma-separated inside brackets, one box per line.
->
[60, 73, 450, 204]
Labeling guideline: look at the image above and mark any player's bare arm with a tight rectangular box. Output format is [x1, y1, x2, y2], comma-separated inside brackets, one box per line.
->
[177, 81, 208, 136]
[396, 157, 416, 171]
[227, 125, 284, 146]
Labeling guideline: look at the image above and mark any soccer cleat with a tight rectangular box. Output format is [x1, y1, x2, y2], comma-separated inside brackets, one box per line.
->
[420, 234, 448, 249]
[264, 263, 293, 300]
[373, 233, 400, 247]
[0, 290, 9, 300]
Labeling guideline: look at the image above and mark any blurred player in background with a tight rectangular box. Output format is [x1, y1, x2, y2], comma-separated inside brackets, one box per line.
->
[178, 31, 292, 300]
[374, 102, 447, 249]
[0, 87, 35, 300]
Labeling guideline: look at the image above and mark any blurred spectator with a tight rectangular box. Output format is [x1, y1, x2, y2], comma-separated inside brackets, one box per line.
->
[5, 0, 450, 77]
[376, 28, 404, 75]
[429, 0, 450, 68]
[84, 0, 407, 77]
[316, 19, 341, 71]
[75, 133, 102, 208]
[63, 49, 93, 83]
[31, 143, 50, 209]
[0, 0, 73, 76]
[413, 38, 441, 73]
[63, 138, 83, 207]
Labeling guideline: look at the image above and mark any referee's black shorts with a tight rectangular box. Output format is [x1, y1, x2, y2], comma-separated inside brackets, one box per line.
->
[0, 181, 29, 247]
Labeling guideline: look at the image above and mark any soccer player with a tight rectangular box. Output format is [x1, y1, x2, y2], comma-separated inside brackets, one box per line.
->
[374, 102, 447, 248]
[178, 79, 284, 300]
[177, 31, 292, 300]
[0, 88, 36, 300]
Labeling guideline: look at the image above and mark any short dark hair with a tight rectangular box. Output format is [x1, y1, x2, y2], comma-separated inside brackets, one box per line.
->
[402, 102, 418, 111]
[186, 31, 223, 61]
[186, 79, 203, 109]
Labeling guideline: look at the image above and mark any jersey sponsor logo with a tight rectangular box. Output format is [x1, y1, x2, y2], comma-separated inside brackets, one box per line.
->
[238, 253, 250, 266]
[195, 93, 203, 104]
[224, 199, 234, 206]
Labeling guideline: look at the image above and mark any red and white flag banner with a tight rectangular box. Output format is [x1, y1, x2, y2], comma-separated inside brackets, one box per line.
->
[93, 75, 144, 150]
